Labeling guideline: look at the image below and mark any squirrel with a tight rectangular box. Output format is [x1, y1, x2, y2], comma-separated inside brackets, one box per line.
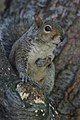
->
[8, 15, 64, 94]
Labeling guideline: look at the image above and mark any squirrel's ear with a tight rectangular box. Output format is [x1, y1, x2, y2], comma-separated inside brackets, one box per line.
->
[35, 15, 43, 28]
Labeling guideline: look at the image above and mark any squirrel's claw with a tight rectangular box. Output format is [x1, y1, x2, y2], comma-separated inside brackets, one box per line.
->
[19, 72, 28, 83]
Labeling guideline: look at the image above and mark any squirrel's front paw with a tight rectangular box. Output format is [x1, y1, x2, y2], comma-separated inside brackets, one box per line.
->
[19, 72, 28, 83]
[53, 34, 68, 57]
[35, 57, 52, 67]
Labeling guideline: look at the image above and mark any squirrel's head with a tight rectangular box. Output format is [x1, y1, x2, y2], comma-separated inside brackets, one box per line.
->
[35, 15, 64, 45]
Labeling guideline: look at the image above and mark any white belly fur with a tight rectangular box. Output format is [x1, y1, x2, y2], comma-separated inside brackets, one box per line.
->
[28, 42, 55, 65]
[27, 42, 56, 82]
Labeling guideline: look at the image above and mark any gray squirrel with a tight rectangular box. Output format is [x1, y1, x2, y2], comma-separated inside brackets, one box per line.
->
[9, 15, 65, 94]
[1, 15, 67, 94]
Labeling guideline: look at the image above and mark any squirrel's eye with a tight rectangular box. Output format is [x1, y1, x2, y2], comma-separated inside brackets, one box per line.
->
[44, 25, 52, 33]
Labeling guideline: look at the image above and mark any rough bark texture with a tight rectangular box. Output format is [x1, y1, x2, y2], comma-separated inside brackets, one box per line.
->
[0, 0, 80, 120]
